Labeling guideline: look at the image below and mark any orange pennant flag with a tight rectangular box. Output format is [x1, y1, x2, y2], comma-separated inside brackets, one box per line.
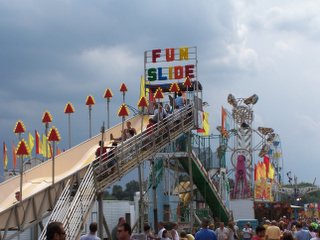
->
[3, 142, 8, 170]
[56, 147, 62, 156]
[221, 106, 228, 137]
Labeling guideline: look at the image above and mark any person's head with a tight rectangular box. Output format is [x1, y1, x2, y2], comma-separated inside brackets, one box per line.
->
[162, 230, 169, 238]
[180, 231, 187, 238]
[201, 218, 210, 228]
[264, 220, 271, 225]
[209, 223, 215, 230]
[282, 231, 294, 240]
[172, 222, 178, 230]
[158, 221, 164, 229]
[178, 92, 182, 97]
[144, 223, 151, 232]
[255, 225, 266, 238]
[228, 222, 234, 231]
[309, 225, 314, 232]
[271, 220, 277, 226]
[117, 223, 132, 240]
[46, 221, 65, 240]
[219, 222, 225, 229]
[89, 222, 98, 234]
[15, 191, 21, 201]
[99, 140, 103, 146]
[316, 228, 320, 237]
[149, 118, 154, 124]
[126, 121, 132, 128]
[296, 222, 302, 229]
[118, 217, 126, 225]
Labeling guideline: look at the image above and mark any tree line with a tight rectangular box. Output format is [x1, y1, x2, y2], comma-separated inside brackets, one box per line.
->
[103, 180, 140, 201]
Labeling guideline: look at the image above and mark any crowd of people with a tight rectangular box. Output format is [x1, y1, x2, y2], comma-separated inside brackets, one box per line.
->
[190, 216, 320, 240]
[95, 91, 188, 163]
[48, 215, 320, 240]
[152, 91, 186, 123]
[46, 218, 132, 240]
[139, 216, 320, 240]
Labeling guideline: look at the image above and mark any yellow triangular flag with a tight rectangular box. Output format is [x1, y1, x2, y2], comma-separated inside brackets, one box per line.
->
[28, 132, 34, 156]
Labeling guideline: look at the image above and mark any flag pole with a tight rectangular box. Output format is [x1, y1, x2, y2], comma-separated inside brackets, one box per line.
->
[104, 88, 113, 130]
[19, 154, 23, 202]
[52, 141, 55, 184]
[86, 96, 95, 139]
[64, 102, 75, 149]
[89, 105, 92, 138]
[137, 96, 148, 232]
[45, 123, 49, 159]
[16, 139, 29, 202]
[48, 127, 61, 185]
[68, 113, 71, 149]
[106, 99, 110, 129]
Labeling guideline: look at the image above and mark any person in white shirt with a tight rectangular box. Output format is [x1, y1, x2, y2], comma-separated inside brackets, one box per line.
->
[162, 230, 171, 240]
[153, 104, 167, 123]
[171, 223, 180, 240]
[242, 223, 253, 240]
[80, 222, 101, 240]
[158, 222, 166, 239]
[215, 222, 230, 240]
[144, 223, 160, 240]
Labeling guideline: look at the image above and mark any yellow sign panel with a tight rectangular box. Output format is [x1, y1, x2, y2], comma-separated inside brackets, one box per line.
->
[254, 179, 273, 201]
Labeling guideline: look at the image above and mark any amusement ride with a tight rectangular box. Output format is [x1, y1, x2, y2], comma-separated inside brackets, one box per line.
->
[0, 46, 317, 240]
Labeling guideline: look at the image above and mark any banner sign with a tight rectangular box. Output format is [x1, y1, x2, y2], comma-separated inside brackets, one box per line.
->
[144, 47, 197, 83]
[254, 178, 273, 201]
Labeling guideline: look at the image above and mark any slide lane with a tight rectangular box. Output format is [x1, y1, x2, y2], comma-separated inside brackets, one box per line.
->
[178, 151, 231, 222]
[0, 115, 150, 214]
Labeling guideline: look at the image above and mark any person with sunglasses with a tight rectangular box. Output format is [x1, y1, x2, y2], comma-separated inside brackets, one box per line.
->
[46, 221, 66, 240]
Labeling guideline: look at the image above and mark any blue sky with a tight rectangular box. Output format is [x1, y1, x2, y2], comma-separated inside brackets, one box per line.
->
[1, 0, 320, 184]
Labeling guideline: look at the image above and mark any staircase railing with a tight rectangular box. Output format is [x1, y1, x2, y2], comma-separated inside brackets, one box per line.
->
[93, 104, 195, 192]
[38, 179, 71, 239]
[39, 163, 96, 240]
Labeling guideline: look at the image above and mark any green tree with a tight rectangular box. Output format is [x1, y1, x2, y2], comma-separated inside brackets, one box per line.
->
[104, 190, 117, 200]
[123, 180, 140, 201]
[112, 185, 124, 200]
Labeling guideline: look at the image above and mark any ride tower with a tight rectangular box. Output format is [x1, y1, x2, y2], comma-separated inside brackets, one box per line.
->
[227, 94, 258, 199]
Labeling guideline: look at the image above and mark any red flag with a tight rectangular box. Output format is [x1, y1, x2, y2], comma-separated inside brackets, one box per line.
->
[12, 142, 17, 169]
[35, 130, 41, 155]
[263, 155, 270, 176]
[149, 89, 154, 103]
[254, 164, 257, 181]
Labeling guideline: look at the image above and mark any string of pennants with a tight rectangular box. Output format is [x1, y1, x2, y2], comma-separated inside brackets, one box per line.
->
[3, 130, 62, 171]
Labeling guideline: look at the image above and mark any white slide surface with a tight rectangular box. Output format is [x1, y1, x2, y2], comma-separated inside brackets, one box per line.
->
[0, 115, 149, 215]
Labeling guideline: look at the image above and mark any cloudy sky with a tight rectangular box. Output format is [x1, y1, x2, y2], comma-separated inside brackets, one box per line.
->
[0, 0, 319, 184]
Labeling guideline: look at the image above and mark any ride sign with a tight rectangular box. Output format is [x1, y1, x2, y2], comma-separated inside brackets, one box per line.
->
[144, 47, 197, 82]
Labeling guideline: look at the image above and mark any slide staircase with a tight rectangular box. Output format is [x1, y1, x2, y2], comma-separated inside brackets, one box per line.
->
[39, 163, 96, 239]
[92, 105, 195, 193]
[0, 105, 194, 239]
